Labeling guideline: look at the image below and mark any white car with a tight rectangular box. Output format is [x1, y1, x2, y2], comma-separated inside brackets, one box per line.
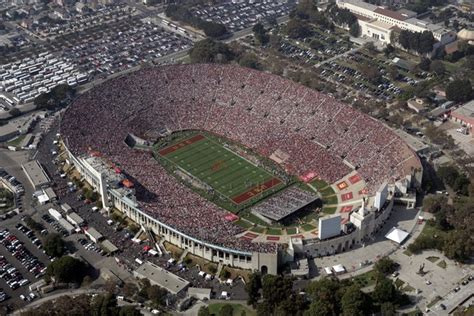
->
[19, 279, 30, 286]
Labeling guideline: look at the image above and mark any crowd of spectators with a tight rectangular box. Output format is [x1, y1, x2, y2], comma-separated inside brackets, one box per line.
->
[252, 187, 319, 222]
[60, 64, 421, 253]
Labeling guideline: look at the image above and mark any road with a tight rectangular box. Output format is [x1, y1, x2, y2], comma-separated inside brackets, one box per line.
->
[12, 288, 105, 315]
[313, 46, 363, 68]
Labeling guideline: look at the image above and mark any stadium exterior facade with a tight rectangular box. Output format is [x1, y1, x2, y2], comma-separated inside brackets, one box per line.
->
[64, 147, 279, 274]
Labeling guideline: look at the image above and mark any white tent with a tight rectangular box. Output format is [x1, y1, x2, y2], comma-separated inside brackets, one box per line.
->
[385, 227, 409, 244]
[324, 267, 333, 275]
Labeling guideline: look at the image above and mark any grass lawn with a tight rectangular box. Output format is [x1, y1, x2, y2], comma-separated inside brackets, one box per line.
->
[426, 256, 440, 263]
[250, 226, 265, 233]
[219, 266, 252, 283]
[353, 270, 379, 287]
[286, 227, 297, 235]
[266, 227, 282, 235]
[309, 179, 329, 190]
[6, 135, 26, 147]
[208, 303, 256, 316]
[184, 253, 218, 275]
[403, 284, 415, 292]
[242, 212, 270, 227]
[437, 260, 447, 269]
[163, 241, 184, 260]
[301, 223, 316, 232]
[322, 206, 337, 214]
[323, 194, 338, 205]
[319, 186, 336, 196]
[234, 219, 252, 229]
[394, 278, 405, 289]
[156, 132, 285, 205]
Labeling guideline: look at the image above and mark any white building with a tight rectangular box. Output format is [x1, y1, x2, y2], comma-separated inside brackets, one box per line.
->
[337, 0, 456, 48]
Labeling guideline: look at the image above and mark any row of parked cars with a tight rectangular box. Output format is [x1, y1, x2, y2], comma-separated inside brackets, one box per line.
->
[41, 214, 70, 237]
[78, 238, 106, 256]
[0, 169, 24, 220]
[0, 229, 47, 286]
[16, 222, 45, 250]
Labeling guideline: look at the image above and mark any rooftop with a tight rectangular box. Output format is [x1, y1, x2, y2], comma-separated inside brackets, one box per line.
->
[21, 160, 50, 188]
[452, 100, 474, 121]
[374, 7, 407, 21]
[134, 261, 189, 294]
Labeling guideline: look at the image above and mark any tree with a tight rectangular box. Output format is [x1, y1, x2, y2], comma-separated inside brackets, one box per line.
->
[219, 304, 234, 316]
[46, 255, 87, 283]
[304, 299, 333, 316]
[437, 165, 459, 187]
[253, 23, 269, 46]
[358, 63, 381, 84]
[446, 79, 473, 102]
[310, 39, 324, 50]
[422, 194, 448, 213]
[380, 302, 397, 315]
[201, 21, 228, 38]
[464, 55, 474, 70]
[8, 108, 21, 117]
[383, 44, 395, 57]
[306, 278, 343, 315]
[443, 229, 474, 262]
[373, 277, 398, 303]
[419, 31, 436, 54]
[387, 65, 399, 80]
[418, 57, 431, 71]
[43, 233, 65, 258]
[349, 23, 360, 37]
[453, 174, 470, 196]
[245, 272, 262, 307]
[198, 306, 211, 316]
[119, 305, 141, 316]
[189, 39, 234, 64]
[123, 282, 139, 298]
[341, 284, 370, 316]
[91, 293, 118, 316]
[374, 257, 398, 275]
[430, 60, 445, 75]
[238, 53, 261, 70]
[286, 19, 312, 39]
[147, 285, 168, 306]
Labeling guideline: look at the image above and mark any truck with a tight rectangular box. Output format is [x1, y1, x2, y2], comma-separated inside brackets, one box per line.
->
[48, 208, 62, 221]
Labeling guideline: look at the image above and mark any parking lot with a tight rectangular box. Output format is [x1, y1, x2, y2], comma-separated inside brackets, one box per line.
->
[190, 1, 295, 33]
[0, 224, 48, 306]
[58, 17, 192, 78]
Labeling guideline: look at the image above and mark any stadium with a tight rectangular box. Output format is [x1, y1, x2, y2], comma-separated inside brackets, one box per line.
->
[60, 64, 422, 275]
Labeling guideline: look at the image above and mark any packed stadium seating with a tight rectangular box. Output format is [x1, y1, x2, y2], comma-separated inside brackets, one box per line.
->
[61, 64, 420, 252]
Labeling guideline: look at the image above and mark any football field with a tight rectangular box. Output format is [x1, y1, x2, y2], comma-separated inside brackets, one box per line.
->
[157, 134, 283, 204]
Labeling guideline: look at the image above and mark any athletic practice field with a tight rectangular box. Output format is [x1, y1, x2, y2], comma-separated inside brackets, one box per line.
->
[157, 133, 284, 205]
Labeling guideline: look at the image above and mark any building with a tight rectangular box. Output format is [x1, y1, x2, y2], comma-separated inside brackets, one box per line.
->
[337, 0, 456, 49]
[407, 98, 428, 113]
[21, 160, 50, 189]
[451, 100, 474, 136]
[133, 261, 189, 295]
[66, 212, 85, 227]
[84, 227, 104, 243]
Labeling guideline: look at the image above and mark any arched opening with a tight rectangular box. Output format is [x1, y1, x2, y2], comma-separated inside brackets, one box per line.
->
[261, 265, 268, 275]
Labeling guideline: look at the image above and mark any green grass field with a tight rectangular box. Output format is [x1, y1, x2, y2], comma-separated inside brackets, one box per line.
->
[157, 133, 284, 205]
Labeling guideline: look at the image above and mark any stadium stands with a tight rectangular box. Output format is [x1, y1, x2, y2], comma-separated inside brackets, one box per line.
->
[61, 64, 421, 252]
